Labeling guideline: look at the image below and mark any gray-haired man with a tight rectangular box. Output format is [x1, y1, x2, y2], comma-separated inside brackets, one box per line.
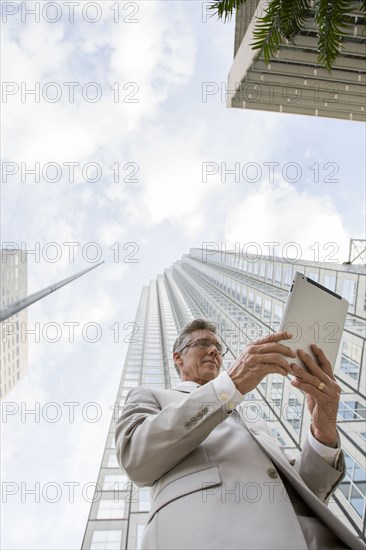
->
[116, 319, 364, 549]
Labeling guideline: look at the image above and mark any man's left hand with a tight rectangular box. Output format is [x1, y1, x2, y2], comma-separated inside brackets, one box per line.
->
[290, 345, 341, 445]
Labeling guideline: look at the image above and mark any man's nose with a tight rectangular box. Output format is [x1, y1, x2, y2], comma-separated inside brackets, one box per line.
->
[207, 344, 218, 355]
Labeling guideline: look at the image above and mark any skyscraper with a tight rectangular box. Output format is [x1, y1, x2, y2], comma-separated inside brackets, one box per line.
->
[0, 249, 28, 398]
[82, 247, 366, 549]
[0, 251, 104, 398]
[227, 1, 366, 120]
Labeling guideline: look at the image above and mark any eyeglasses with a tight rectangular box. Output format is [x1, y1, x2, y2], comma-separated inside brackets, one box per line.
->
[178, 338, 228, 356]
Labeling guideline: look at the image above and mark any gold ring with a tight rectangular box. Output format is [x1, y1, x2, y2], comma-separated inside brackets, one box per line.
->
[317, 381, 325, 391]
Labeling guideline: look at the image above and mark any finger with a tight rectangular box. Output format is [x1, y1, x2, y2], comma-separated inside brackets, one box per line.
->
[251, 353, 293, 374]
[291, 378, 326, 399]
[297, 350, 329, 380]
[292, 364, 342, 399]
[252, 331, 293, 346]
[256, 341, 296, 358]
[291, 362, 328, 389]
[310, 344, 334, 378]
[254, 360, 292, 378]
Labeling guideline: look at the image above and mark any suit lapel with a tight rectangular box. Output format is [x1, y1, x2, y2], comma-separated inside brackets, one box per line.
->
[172, 383, 200, 394]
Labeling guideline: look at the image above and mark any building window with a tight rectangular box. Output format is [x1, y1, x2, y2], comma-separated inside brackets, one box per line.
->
[275, 265, 282, 282]
[284, 268, 292, 287]
[244, 391, 256, 401]
[97, 499, 125, 520]
[338, 451, 365, 520]
[136, 524, 146, 550]
[286, 393, 303, 433]
[264, 300, 271, 321]
[107, 455, 119, 468]
[324, 275, 336, 292]
[270, 376, 283, 408]
[90, 530, 122, 550]
[340, 347, 361, 381]
[338, 401, 366, 421]
[342, 279, 356, 306]
[274, 305, 283, 322]
[141, 375, 165, 384]
[142, 367, 163, 374]
[123, 382, 139, 388]
[271, 427, 287, 447]
[103, 474, 129, 492]
[138, 488, 151, 512]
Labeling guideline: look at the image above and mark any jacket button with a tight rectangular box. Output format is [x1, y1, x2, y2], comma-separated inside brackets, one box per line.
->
[202, 407, 208, 414]
[191, 416, 197, 423]
[185, 421, 191, 428]
[266, 467, 278, 478]
[197, 411, 202, 418]
[220, 392, 228, 401]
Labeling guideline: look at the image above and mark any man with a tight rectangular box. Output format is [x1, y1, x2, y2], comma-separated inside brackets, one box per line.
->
[115, 319, 364, 549]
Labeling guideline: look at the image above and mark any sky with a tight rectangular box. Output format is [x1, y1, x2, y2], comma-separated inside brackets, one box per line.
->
[1, 1, 365, 549]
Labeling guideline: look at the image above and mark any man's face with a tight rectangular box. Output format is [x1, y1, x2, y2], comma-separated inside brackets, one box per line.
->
[173, 329, 223, 385]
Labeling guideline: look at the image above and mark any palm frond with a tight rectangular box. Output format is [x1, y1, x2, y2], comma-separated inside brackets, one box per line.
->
[315, 0, 355, 71]
[250, 0, 310, 63]
[208, 0, 250, 22]
[250, 4, 284, 64]
[212, 0, 366, 70]
[277, 0, 311, 42]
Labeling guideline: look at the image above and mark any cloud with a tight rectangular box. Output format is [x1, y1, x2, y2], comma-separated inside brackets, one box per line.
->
[224, 178, 350, 263]
[133, 127, 209, 226]
[2, 2, 196, 163]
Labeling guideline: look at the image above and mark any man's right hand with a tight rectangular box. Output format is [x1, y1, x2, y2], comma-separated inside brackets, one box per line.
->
[227, 331, 296, 395]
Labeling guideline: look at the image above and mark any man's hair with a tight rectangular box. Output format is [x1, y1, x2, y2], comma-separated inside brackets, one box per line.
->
[173, 319, 217, 377]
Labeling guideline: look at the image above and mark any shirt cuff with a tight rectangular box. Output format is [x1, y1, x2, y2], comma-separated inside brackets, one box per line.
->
[308, 427, 342, 468]
[212, 372, 244, 411]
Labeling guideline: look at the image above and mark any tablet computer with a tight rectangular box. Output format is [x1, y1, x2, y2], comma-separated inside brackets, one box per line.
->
[279, 271, 349, 370]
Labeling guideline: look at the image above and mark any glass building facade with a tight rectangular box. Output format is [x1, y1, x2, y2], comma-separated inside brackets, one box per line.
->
[0, 249, 28, 398]
[82, 248, 366, 548]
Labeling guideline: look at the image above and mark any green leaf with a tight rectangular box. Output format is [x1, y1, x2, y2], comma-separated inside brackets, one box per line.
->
[211, 0, 366, 70]
[276, 0, 311, 42]
[208, 0, 250, 22]
[315, 0, 356, 71]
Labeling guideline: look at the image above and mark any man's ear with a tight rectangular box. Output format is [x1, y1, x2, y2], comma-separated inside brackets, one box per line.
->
[173, 351, 183, 368]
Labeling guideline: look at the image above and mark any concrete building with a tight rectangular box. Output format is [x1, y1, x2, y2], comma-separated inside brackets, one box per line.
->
[82, 248, 366, 549]
[0, 250, 28, 399]
[227, 0, 366, 120]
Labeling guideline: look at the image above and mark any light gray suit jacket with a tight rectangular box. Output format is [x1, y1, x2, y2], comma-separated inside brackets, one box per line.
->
[115, 381, 364, 550]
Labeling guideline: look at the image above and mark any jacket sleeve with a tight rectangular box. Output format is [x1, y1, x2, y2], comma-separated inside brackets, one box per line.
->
[115, 384, 230, 486]
[294, 434, 345, 503]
